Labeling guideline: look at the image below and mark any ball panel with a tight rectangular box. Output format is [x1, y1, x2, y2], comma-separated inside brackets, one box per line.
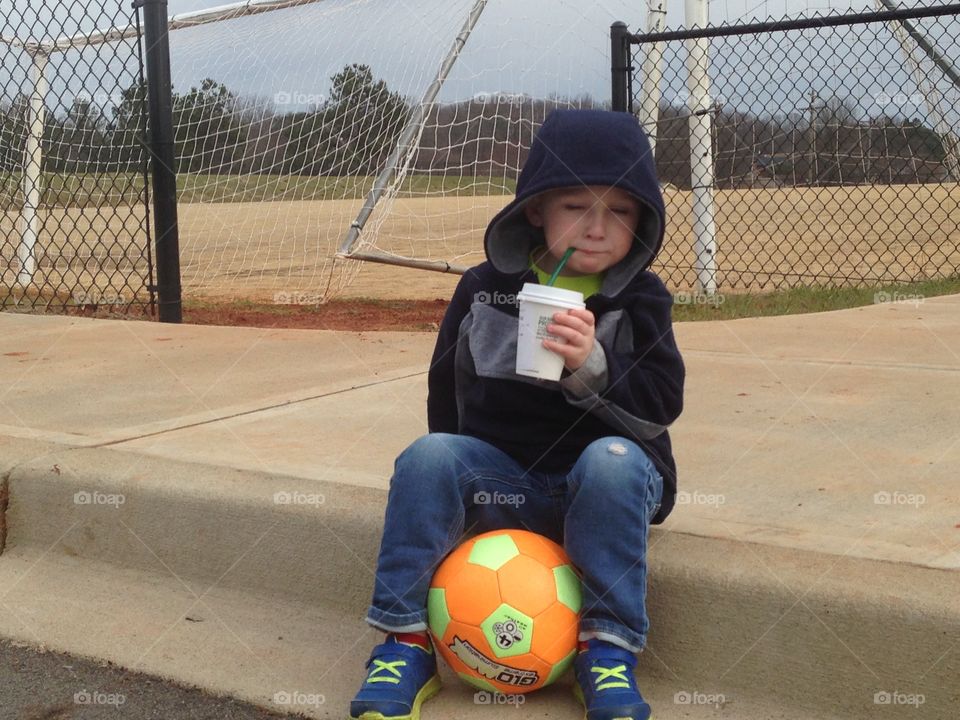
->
[426, 587, 450, 639]
[553, 563, 583, 613]
[530, 601, 580, 665]
[498, 553, 558, 617]
[544, 647, 577, 686]
[480, 603, 533, 658]
[431, 545, 465, 588]
[434, 619, 543, 693]
[433, 619, 489, 679]
[508, 529, 570, 568]
[443, 561, 502, 625]
[479, 651, 554, 693]
[467, 532, 520, 570]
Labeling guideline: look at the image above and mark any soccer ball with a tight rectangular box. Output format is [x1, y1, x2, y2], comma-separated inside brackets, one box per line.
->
[427, 528, 582, 694]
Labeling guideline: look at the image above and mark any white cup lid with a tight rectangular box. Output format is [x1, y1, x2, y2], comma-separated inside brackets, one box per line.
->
[516, 282, 585, 308]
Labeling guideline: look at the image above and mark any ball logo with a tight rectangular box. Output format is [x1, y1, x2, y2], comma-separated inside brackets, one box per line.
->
[448, 636, 538, 687]
[493, 620, 523, 649]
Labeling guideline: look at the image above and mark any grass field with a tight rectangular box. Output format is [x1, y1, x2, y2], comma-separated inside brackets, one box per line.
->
[0, 172, 518, 210]
[2, 182, 958, 304]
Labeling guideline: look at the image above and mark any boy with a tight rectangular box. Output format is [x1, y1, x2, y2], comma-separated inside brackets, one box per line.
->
[350, 109, 684, 720]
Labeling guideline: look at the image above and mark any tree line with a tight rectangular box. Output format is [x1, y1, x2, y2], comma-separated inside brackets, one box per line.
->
[0, 63, 951, 188]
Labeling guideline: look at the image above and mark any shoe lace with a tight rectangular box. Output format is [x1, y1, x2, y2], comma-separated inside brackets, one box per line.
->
[366, 658, 407, 685]
[590, 663, 631, 691]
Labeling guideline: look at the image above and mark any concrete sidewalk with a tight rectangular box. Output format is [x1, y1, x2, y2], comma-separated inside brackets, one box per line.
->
[0, 297, 958, 718]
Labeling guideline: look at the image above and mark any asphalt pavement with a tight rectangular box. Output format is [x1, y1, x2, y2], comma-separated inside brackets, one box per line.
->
[1, 637, 307, 720]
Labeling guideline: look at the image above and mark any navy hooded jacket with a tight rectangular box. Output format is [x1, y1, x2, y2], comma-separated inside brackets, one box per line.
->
[427, 109, 685, 524]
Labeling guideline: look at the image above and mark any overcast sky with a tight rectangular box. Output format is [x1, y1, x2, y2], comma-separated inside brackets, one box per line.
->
[157, 0, 890, 102]
[1, 0, 956, 125]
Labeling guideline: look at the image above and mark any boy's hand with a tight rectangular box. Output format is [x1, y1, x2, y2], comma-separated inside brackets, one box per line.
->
[543, 307, 596, 372]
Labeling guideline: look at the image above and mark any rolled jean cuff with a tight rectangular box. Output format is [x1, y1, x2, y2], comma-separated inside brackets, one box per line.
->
[579, 618, 645, 654]
[366, 605, 428, 634]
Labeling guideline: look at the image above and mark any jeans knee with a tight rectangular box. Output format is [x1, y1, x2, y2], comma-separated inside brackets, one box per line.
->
[572, 437, 659, 498]
[392, 433, 462, 489]
[401, 432, 454, 460]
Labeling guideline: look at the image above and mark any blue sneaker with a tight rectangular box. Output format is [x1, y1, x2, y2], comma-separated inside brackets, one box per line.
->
[573, 640, 652, 720]
[349, 635, 442, 720]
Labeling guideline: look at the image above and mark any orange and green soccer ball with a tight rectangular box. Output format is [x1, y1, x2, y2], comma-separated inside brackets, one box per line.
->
[427, 528, 582, 694]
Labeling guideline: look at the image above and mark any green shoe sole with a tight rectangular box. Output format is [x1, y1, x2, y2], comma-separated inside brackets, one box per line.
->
[351, 674, 442, 720]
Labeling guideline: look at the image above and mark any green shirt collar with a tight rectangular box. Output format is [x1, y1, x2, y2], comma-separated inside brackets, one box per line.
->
[529, 249, 604, 298]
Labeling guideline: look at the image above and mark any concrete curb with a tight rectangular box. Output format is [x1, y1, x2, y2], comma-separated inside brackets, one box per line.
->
[6, 444, 385, 613]
[640, 532, 959, 717]
[0, 545, 848, 720]
[5, 444, 957, 718]
[1, 437, 70, 557]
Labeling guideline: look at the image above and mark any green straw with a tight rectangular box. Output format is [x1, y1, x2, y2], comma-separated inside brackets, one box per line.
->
[546, 248, 575, 286]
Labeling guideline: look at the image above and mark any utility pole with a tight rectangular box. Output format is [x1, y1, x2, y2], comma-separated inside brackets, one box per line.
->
[807, 90, 820, 186]
[139, 0, 183, 322]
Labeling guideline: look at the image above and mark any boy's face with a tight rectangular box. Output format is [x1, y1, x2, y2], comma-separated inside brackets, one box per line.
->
[523, 185, 641, 276]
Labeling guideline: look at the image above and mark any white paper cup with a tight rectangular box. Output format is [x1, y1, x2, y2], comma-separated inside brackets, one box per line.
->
[515, 282, 586, 381]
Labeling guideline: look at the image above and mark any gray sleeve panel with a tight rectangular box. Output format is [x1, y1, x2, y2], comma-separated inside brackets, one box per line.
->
[561, 392, 669, 439]
[453, 311, 474, 432]
[458, 301, 546, 387]
[559, 339, 608, 398]
[560, 307, 669, 440]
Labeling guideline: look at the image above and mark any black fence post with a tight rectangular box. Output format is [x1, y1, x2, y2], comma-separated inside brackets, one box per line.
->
[611, 21, 631, 113]
[138, 0, 182, 323]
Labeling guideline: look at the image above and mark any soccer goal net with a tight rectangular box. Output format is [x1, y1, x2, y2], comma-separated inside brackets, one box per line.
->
[3, 0, 630, 306]
[154, 0, 628, 302]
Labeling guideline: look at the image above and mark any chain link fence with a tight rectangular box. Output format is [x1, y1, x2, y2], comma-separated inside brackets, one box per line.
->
[0, 0, 154, 314]
[614, 3, 960, 293]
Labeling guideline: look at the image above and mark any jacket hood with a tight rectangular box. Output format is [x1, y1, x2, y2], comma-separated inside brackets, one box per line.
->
[483, 109, 666, 298]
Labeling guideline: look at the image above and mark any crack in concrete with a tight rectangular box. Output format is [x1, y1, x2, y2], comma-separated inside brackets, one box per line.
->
[87, 370, 426, 449]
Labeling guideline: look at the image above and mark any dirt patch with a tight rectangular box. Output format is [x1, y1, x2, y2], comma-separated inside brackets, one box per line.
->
[5, 186, 958, 302]
[182, 298, 450, 331]
[13, 297, 453, 332]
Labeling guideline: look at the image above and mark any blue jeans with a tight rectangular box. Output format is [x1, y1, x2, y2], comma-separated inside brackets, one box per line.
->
[366, 433, 663, 653]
